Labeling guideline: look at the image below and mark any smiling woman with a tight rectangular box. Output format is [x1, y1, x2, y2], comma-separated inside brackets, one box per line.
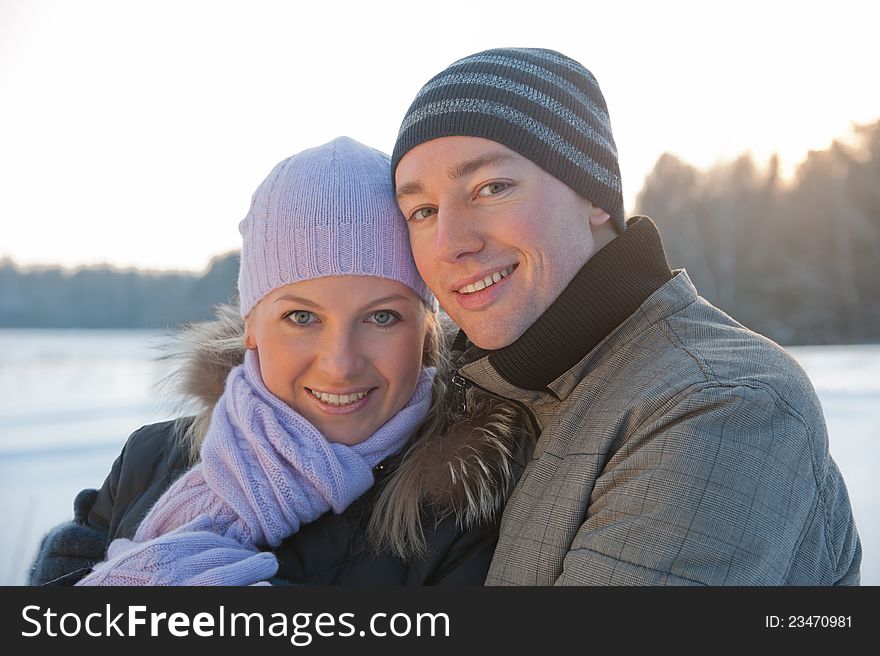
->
[27, 137, 528, 587]
[245, 277, 431, 446]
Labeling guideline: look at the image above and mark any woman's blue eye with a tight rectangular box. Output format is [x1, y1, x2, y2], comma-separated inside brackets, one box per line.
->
[370, 310, 399, 326]
[288, 310, 315, 325]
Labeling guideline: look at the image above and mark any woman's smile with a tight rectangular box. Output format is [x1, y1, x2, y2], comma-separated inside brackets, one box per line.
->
[304, 386, 376, 415]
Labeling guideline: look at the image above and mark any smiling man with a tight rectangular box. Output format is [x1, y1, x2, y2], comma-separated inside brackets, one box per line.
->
[391, 47, 861, 585]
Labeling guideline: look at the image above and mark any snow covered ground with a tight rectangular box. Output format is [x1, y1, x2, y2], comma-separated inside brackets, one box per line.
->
[1, 330, 876, 585]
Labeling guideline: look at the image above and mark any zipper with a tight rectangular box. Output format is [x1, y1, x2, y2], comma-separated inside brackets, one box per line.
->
[451, 373, 470, 415]
[452, 370, 541, 439]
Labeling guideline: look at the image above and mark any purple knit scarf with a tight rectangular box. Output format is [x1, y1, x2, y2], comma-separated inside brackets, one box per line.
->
[77, 351, 434, 586]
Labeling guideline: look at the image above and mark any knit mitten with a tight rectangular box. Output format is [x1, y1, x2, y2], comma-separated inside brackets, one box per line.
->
[77, 515, 278, 586]
[28, 488, 107, 585]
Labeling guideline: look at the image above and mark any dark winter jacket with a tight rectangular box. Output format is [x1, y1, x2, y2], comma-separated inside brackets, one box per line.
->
[29, 307, 531, 586]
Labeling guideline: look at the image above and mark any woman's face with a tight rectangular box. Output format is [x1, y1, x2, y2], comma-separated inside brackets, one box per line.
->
[245, 276, 429, 445]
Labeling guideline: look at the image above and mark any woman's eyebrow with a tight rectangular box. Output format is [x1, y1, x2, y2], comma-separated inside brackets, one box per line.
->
[272, 295, 322, 308]
[358, 295, 409, 311]
[272, 294, 409, 311]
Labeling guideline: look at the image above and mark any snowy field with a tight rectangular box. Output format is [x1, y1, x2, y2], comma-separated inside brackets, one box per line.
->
[0, 329, 877, 586]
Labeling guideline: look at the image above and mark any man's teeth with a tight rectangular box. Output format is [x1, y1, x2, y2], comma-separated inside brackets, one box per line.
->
[308, 389, 369, 406]
[457, 266, 514, 294]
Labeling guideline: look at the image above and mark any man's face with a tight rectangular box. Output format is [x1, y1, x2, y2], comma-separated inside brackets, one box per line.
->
[395, 136, 612, 350]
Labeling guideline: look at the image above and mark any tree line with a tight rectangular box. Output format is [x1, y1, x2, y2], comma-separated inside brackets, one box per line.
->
[637, 119, 880, 345]
[0, 252, 240, 329]
[2, 118, 879, 345]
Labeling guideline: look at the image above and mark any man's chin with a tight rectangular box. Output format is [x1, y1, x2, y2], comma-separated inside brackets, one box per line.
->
[457, 319, 525, 351]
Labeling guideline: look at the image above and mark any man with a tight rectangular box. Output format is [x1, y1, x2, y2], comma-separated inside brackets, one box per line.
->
[391, 47, 861, 585]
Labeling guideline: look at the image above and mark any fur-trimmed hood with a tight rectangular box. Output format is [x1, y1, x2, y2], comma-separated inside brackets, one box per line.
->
[161, 304, 532, 558]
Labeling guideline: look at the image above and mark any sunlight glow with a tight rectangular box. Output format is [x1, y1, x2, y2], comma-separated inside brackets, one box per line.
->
[1, 0, 878, 271]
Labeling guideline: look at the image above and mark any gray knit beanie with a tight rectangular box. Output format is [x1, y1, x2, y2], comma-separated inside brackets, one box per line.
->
[391, 47, 625, 231]
[238, 137, 436, 317]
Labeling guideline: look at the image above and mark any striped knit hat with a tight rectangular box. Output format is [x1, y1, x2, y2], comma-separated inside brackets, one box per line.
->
[391, 48, 625, 231]
[238, 137, 436, 317]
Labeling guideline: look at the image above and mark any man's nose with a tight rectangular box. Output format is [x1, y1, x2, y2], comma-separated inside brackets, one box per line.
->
[434, 202, 484, 263]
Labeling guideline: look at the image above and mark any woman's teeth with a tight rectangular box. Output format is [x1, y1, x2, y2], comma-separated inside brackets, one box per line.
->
[457, 265, 514, 295]
[307, 389, 369, 406]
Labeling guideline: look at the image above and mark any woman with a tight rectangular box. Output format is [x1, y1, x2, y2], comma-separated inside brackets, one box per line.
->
[29, 137, 531, 586]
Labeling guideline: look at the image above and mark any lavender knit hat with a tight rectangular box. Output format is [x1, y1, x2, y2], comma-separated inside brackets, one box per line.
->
[238, 137, 436, 317]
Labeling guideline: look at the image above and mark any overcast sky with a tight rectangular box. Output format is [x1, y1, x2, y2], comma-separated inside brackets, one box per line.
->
[2, 0, 878, 272]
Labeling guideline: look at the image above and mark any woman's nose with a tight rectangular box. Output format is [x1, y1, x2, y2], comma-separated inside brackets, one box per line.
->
[315, 329, 363, 382]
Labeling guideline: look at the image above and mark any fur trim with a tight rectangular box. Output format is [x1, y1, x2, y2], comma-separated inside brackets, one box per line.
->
[159, 303, 530, 556]
[158, 303, 246, 463]
[366, 393, 528, 559]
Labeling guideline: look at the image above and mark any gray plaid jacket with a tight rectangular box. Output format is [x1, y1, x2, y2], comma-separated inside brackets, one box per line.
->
[466, 271, 861, 585]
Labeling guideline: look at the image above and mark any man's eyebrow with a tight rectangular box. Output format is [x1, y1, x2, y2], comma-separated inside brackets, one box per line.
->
[395, 152, 519, 201]
[396, 180, 425, 201]
[448, 153, 518, 182]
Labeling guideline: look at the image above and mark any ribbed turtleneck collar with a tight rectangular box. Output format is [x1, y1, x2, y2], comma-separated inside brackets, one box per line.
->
[460, 216, 674, 391]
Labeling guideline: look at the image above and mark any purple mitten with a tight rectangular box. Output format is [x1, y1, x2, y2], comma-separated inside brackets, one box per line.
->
[76, 516, 278, 586]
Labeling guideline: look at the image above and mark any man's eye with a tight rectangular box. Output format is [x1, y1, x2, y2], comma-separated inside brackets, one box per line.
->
[286, 310, 316, 325]
[477, 181, 508, 197]
[408, 207, 437, 222]
[369, 310, 400, 326]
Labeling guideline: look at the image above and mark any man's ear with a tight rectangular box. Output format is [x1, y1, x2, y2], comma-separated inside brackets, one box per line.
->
[588, 202, 611, 227]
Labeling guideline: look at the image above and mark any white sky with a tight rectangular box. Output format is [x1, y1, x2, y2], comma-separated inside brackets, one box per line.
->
[2, 0, 878, 272]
